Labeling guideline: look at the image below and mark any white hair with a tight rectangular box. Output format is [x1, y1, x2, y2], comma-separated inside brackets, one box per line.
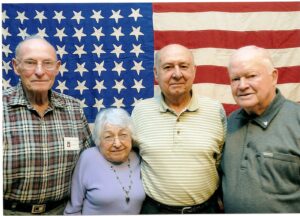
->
[92, 108, 136, 146]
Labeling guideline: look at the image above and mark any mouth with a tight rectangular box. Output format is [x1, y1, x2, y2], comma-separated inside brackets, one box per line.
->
[237, 93, 253, 98]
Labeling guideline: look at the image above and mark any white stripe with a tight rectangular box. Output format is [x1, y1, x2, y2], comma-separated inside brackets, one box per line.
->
[155, 47, 300, 67]
[154, 83, 300, 104]
[153, 11, 300, 31]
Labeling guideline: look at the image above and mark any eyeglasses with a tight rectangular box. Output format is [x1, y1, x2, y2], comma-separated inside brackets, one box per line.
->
[18, 59, 58, 71]
[103, 134, 131, 144]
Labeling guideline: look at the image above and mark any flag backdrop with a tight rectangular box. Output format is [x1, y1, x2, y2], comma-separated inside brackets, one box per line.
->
[2, 2, 300, 124]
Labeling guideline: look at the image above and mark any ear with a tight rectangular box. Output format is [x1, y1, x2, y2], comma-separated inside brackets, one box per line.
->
[154, 67, 159, 83]
[271, 69, 278, 86]
[54, 60, 61, 76]
[12, 58, 21, 76]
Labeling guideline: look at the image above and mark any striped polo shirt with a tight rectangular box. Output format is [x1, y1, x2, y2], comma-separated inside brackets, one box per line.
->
[131, 90, 227, 206]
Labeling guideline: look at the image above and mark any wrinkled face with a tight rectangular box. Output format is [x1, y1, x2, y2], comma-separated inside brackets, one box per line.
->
[229, 57, 277, 115]
[12, 38, 60, 95]
[99, 124, 132, 163]
[155, 45, 196, 100]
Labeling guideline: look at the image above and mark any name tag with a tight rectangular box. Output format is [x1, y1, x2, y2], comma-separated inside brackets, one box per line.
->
[64, 137, 80, 151]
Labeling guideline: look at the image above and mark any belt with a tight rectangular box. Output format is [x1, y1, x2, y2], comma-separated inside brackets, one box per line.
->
[146, 194, 216, 214]
[4, 198, 68, 214]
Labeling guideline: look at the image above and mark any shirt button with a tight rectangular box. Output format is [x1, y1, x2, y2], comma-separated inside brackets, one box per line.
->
[245, 156, 248, 160]
[177, 130, 180, 134]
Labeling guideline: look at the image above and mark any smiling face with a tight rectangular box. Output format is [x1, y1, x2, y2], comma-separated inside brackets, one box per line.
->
[155, 44, 196, 102]
[12, 38, 60, 96]
[228, 46, 278, 115]
[99, 124, 132, 164]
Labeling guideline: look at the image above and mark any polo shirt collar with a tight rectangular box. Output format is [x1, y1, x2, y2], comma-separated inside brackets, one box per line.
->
[158, 88, 199, 113]
[237, 89, 285, 129]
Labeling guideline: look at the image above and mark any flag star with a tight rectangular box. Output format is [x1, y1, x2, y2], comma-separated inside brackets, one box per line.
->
[2, 60, 12, 74]
[2, 10, 9, 23]
[111, 44, 125, 58]
[54, 27, 67, 41]
[132, 79, 145, 93]
[73, 27, 86, 42]
[113, 79, 126, 94]
[110, 9, 123, 24]
[75, 80, 88, 95]
[131, 97, 143, 107]
[79, 98, 88, 108]
[93, 61, 106, 76]
[110, 27, 124, 41]
[2, 44, 13, 57]
[17, 27, 29, 40]
[112, 97, 125, 108]
[129, 8, 143, 21]
[92, 27, 105, 41]
[93, 80, 107, 94]
[37, 28, 48, 38]
[92, 44, 106, 58]
[3, 78, 12, 90]
[15, 11, 29, 24]
[91, 10, 104, 23]
[53, 10, 66, 24]
[131, 60, 145, 75]
[130, 44, 144, 58]
[130, 26, 144, 41]
[56, 45, 68, 59]
[59, 62, 68, 76]
[75, 62, 88, 76]
[93, 98, 105, 111]
[2, 27, 12, 40]
[71, 11, 84, 24]
[73, 45, 87, 58]
[34, 10, 47, 24]
[112, 61, 126, 76]
[56, 80, 69, 93]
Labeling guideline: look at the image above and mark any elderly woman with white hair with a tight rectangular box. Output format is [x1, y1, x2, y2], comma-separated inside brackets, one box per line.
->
[64, 108, 145, 215]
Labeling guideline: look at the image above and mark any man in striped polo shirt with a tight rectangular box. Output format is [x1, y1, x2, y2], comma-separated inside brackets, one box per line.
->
[131, 44, 227, 214]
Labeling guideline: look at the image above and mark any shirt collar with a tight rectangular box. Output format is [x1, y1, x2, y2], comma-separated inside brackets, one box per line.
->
[158, 88, 199, 113]
[8, 82, 66, 109]
[236, 89, 285, 129]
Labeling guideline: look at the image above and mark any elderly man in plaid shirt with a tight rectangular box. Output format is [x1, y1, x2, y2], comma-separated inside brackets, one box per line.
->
[3, 35, 94, 215]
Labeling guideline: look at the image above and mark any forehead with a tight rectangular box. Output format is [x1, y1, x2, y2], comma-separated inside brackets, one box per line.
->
[159, 45, 193, 64]
[103, 124, 127, 133]
[18, 39, 56, 58]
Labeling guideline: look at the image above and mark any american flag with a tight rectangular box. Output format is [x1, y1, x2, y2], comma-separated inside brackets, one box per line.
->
[2, 2, 300, 123]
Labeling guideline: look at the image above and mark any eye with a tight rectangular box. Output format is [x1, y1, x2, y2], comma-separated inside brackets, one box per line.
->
[24, 60, 37, 65]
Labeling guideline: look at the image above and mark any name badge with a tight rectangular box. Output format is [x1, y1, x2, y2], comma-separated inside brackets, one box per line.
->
[64, 137, 80, 151]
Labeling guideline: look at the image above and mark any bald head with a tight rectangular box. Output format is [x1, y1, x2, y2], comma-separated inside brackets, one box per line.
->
[228, 45, 275, 74]
[155, 44, 195, 69]
[15, 35, 57, 61]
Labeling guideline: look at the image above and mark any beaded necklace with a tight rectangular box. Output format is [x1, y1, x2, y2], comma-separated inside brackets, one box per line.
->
[110, 158, 133, 204]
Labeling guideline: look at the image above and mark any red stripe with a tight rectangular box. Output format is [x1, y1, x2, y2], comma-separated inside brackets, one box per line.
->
[194, 66, 300, 85]
[154, 66, 300, 85]
[153, 2, 300, 12]
[154, 30, 300, 50]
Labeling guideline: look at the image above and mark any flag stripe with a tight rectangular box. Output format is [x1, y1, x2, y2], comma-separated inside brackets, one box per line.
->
[193, 66, 300, 85]
[153, 11, 300, 31]
[155, 83, 300, 104]
[153, 2, 300, 12]
[189, 47, 300, 68]
[154, 30, 300, 49]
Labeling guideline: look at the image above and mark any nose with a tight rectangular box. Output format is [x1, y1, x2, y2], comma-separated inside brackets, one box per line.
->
[172, 66, 182, 78]
[34, 63, 45, 76]
[238, 77, 249, 89]
[112, 137, 122, 148]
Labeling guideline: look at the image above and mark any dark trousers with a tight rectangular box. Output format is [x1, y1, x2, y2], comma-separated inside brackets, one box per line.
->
[140, 193, 220, 214]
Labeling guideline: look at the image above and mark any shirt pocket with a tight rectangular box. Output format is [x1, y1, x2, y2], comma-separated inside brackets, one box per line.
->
[256, 152, 300, 194]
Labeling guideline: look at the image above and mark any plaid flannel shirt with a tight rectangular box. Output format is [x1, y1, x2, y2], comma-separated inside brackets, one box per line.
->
[3, 83, 94, 203]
